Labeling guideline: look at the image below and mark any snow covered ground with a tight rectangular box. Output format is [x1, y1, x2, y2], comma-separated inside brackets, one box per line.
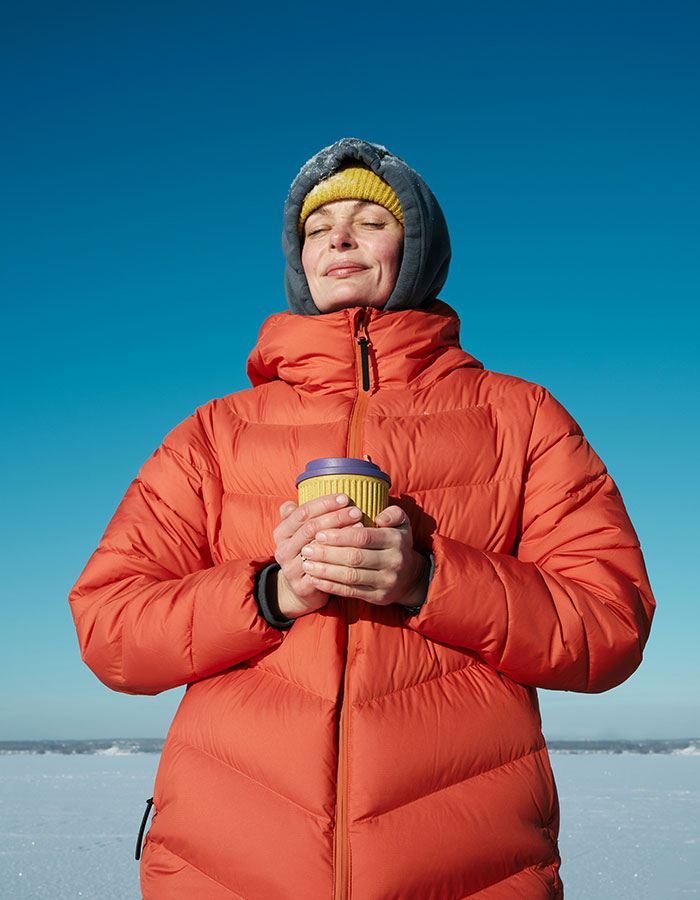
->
[0, 752, 158, 900]
[0, 750, 698, 899]
[552, 752, 699, 898]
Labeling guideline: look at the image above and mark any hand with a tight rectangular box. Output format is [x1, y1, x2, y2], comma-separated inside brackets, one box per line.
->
[272, 493, 365, 619]
[297, 505, 429, 608]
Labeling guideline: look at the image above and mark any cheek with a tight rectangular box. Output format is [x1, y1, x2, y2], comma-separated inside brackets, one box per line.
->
[381, 241, 403, 279]
[301, 245, 318, 282]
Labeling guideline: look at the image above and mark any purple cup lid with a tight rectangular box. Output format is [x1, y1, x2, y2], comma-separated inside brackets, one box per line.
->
[296, 457, 391, 487]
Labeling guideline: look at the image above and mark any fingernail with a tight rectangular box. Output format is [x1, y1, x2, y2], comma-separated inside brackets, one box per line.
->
[302, 561, 314, 572]
[301, 545, 314, 557]
[316, 531, 327, 542]
[335, 494, 348, 504]
[348, 507, 362, 520]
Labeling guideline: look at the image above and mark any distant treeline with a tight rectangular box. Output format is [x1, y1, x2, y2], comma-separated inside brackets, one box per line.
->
[0, 738, 165, 754]
[0, 737, 698, 755]
[547, 738, 699, 754]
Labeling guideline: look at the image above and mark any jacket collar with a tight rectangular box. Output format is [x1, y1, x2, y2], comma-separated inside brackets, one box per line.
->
[247, 301, 482, 394]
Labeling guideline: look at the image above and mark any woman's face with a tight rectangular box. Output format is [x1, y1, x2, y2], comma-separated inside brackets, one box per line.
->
[301, 200, 404, 313]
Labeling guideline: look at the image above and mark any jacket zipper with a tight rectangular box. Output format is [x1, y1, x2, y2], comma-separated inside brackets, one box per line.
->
[346, 313, 371, 459]
[335, 311, 374, 900]
[334, 600, 359, 900]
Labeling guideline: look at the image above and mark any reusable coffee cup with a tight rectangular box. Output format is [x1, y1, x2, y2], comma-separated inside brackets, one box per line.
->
[296, 458, 391, 527]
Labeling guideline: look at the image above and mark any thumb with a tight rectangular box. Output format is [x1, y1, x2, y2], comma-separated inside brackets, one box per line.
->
[375, 505, 407, 528]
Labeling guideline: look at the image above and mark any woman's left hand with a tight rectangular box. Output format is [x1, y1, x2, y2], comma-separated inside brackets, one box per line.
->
[298, 505, 429, 608]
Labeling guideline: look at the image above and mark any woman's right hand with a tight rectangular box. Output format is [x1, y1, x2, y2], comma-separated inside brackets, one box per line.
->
[272, 493, 364, 619]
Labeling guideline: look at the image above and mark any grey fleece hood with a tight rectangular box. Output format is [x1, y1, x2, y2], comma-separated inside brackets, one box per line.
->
[283, 138, 451, 315]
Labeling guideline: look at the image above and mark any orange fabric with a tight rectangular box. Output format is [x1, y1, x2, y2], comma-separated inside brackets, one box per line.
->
[69, 301, 654, 899]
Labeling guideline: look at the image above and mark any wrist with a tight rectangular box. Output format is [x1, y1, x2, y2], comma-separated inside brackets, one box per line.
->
[396, 551, 430, 610]
[255, 563, 295, 630]
[274, 570, 304, 620]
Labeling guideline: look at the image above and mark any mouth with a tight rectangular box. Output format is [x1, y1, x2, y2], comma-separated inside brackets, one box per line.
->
[324, 261, 368, 277]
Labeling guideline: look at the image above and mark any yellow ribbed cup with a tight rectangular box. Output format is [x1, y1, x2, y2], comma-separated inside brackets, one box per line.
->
[297, 474, 389, 527]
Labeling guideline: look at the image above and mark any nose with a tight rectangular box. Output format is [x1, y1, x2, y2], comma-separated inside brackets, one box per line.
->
[329, 222, 357, 249]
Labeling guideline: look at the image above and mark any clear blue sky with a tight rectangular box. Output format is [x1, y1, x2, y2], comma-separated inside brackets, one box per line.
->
[1, 0, 698, 741]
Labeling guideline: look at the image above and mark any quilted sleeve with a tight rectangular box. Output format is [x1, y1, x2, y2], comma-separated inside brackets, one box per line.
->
[68, 424, 283, 695]
[406, 389, 655, 692]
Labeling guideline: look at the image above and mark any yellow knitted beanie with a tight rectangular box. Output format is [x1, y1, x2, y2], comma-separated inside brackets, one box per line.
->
[299, 164, 404, 235]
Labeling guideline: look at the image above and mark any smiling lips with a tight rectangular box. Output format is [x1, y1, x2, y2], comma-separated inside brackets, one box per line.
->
[324, 260, 369, 277]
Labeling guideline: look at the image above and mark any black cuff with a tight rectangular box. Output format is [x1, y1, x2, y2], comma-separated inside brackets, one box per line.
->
[255, 563, 295, 630]
[402, 551, 435, 617]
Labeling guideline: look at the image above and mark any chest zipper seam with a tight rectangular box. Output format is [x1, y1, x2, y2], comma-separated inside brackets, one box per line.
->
[335, 310, 374, 900]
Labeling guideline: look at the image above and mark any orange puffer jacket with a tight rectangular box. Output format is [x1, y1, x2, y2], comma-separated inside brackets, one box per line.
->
[69, 301, 654, 900]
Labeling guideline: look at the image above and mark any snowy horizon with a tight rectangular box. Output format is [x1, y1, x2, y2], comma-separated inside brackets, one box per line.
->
[2, 737, 699, 757]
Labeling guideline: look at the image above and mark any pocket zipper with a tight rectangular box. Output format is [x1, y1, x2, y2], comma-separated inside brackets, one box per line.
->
[135, 797, 154, 861]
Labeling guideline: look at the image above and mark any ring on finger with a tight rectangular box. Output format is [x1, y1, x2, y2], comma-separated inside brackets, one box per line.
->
[300, 551, 307, 562]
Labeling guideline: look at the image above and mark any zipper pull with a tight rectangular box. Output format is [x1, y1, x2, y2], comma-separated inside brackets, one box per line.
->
[356, 321, 370, 392]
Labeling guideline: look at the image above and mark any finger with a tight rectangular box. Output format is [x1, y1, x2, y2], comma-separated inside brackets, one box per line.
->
[275, 513, 366, 571]
[279, 500, 298, 519]
[314, 525, 400, 549]
[375, 505, 408, 528]
[300, 542, 384, 571]
[290, 507, 364, 550]
[302, 540, 402, 583]
[305, 573, 391, 603]
[275, 493, 352, 541]
[304, 563, 384, 591]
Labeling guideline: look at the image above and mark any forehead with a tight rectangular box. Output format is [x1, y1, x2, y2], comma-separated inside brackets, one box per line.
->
[306, 199, 392, 220]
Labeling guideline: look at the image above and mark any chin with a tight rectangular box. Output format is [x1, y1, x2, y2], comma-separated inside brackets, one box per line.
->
[317, 294, 387, 313]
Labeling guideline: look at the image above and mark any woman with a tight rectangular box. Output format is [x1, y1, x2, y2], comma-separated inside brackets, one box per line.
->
[69, 138, 655, 900]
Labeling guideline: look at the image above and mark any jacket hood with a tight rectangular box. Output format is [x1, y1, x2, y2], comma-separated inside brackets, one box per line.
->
[283, 138, 451, 315]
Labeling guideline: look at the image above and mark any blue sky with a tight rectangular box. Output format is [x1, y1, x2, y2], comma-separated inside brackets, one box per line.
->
[1, 0, 698, 740]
